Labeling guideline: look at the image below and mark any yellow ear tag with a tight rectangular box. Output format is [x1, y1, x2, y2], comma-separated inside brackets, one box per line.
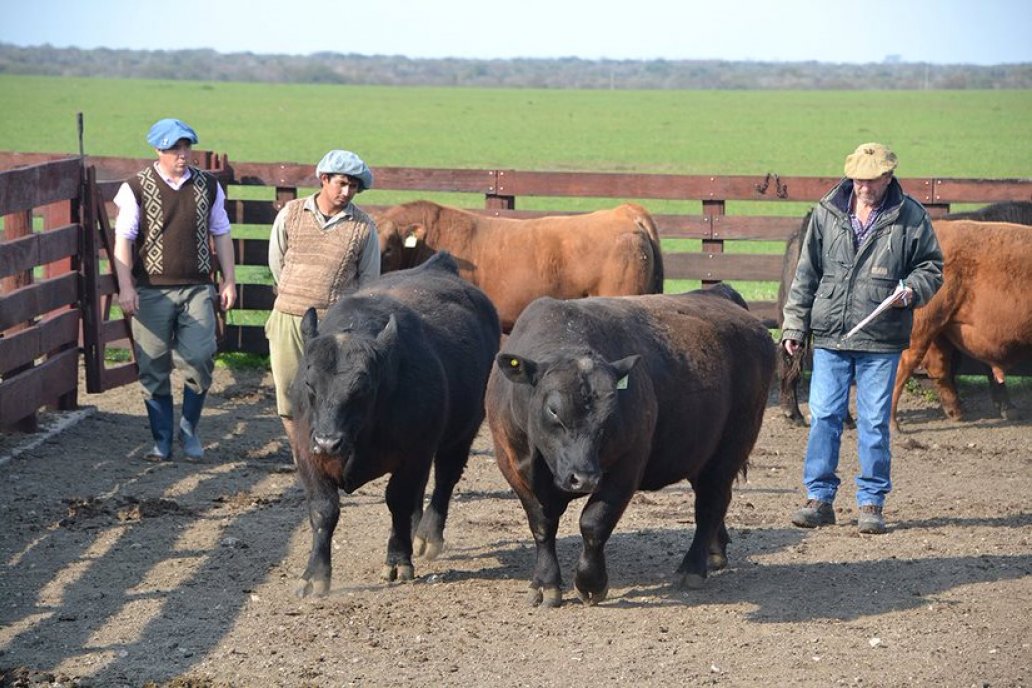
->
[404, 234, 418, 248]
[616, 375, 629, 390]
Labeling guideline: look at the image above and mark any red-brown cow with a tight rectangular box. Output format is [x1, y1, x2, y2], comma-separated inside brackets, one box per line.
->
[891, 219, 1032, 429]
[373, 201, 664, 331]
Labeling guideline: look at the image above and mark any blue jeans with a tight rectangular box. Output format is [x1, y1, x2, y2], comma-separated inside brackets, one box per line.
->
[803, 348, 901, 508]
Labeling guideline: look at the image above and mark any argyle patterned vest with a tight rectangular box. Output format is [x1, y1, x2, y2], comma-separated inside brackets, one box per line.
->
[127, 166, 217, 287]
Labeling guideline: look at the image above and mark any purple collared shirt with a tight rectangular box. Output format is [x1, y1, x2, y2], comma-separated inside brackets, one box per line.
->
[848, 193, 884, 249]
[113, 163, 231, 240]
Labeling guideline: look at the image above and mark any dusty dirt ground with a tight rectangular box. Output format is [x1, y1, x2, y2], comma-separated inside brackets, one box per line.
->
[1, 364, 1029, 688]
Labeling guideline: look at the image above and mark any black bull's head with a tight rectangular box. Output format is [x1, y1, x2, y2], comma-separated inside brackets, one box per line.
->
[497, 351, 640, 494]
[298, 309, 398, 474]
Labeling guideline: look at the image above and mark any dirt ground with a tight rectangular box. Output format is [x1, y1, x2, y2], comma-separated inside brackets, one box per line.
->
[1, 364, 1029, 688]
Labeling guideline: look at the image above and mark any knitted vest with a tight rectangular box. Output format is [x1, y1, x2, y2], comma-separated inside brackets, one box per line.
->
[273, 198, 373, 316]
[126, 166, 217, 286]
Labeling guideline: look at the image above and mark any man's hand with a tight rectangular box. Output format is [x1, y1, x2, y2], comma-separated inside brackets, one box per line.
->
[219, 280, 237, 311]
[782, 338, 802, 356]
[891, 285, 914, 309]
[118, 285, 139, 317]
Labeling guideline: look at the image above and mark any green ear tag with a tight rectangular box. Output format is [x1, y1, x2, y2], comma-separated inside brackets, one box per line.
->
[616, 375, 629, 390]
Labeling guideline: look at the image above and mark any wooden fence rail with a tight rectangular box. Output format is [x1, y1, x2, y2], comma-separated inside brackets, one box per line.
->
[2, 150, 1030, 430]
[0, 158, 84, 431]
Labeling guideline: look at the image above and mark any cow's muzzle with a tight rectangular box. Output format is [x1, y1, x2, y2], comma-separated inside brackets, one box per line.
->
[557, 469, 602, 494]
[311, 432, 344, 456]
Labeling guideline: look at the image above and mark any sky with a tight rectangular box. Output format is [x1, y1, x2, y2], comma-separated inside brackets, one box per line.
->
[1, 0, 1030, 65]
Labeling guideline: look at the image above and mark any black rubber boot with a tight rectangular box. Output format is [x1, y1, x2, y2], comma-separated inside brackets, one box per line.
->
[179, 387, 207, 460]
[144, 394, 174, 460]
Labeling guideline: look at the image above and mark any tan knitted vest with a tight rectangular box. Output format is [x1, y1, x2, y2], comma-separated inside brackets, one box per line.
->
[274, 198, 373, 316]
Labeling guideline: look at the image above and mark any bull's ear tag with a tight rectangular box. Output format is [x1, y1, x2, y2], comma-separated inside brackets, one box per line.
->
[404, 233, 418, 248]
[616, 375, 629, 390]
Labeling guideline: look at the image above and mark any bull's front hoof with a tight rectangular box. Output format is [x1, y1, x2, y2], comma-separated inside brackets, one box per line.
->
[526, 585, 563, 608]
[999, 405, 1020, 421]
[413, 535, 444, 560]
[576, 585, 609, 606]
[381, 563, 415, 583]
[675, 571, 706, 590]
[296, 576, 329, 599]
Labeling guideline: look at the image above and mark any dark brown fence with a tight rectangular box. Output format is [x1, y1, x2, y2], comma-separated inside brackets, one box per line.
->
[1, 158, 84, 431]
[2, 150, 1030, 430]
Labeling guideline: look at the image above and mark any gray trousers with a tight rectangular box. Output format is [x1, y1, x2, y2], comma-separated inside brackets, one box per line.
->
[131, 285, 217, 398]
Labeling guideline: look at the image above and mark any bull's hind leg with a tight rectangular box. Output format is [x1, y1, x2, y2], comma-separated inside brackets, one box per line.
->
[708, 522, 731, 571]
[924, 338, 964, 421]
[382, 463, 432, 582]
[987, 367, 1018, 420]
[413, 434, 476, 560]
[677, 470, 734, 590]
[677, 424, 757, 589]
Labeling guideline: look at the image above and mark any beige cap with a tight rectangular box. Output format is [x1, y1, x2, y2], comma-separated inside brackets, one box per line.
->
[844, 143, 898, 180]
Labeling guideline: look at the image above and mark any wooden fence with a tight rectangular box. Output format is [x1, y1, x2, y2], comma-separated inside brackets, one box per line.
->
[2, 150, 1030, 431]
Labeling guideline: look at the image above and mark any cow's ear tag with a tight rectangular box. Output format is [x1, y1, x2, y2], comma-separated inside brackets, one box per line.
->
[616, 375, 629, 390]
[404, 233, 418, 248]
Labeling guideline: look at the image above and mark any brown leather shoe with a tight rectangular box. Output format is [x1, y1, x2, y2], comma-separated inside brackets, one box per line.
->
[792, 499, 835, 528]
[858, 504, 887, 534]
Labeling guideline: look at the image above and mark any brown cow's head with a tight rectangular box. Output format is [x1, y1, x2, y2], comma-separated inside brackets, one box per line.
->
[496, 351, 641, 494]
[377, 218, 435, 273]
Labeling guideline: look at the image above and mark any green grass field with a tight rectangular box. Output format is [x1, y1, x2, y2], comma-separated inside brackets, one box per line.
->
[2, 75, 1029, 178]
[2, 75, 1029, 326]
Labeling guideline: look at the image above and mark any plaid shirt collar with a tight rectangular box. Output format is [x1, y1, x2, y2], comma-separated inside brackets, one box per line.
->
[848, 193, 885, 248]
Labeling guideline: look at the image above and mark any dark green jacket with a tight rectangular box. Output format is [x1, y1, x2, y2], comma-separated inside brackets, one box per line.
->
[781, 177, 943, 353]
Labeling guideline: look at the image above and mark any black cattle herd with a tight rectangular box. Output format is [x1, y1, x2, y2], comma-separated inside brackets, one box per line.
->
[289, 201, 1030, 606]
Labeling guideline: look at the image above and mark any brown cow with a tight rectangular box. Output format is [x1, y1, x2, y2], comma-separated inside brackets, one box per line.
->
[373, 201, 664, 331]
[891, 220, 1032, 429]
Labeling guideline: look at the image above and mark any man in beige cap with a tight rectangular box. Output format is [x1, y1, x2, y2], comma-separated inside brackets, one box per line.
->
[781, 142, 943, 534]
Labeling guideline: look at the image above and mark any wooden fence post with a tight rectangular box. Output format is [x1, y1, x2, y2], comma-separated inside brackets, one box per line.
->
[701, 199, 725, 287]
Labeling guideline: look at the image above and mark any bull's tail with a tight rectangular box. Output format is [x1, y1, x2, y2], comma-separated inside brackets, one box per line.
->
[630, 205, 665, 294]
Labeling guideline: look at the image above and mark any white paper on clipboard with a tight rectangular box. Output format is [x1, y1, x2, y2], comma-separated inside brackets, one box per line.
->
[843, 286, 908, 339]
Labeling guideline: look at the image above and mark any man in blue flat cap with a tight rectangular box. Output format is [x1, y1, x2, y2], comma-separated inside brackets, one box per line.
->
[112, 118, 237, 461]
[265, 149, 379, 461]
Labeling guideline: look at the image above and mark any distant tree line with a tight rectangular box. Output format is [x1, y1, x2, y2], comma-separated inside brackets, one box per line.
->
[1, 44, 1029, 89]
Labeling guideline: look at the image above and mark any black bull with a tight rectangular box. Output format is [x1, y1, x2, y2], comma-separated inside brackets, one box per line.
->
[292, 253, 501, 597]
[486, 287, 775, 606]
[775, 201, 1032, 426]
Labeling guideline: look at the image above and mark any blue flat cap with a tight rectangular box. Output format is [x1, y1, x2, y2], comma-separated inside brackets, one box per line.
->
[147, 118, 199, 149]
[316, 150, 374, 191]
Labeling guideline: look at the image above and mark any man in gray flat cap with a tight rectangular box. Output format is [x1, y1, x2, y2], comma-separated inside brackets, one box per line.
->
[781, 142, 943, 535]
[265, 149, 380, 462]
[113, 118, 237, 462]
